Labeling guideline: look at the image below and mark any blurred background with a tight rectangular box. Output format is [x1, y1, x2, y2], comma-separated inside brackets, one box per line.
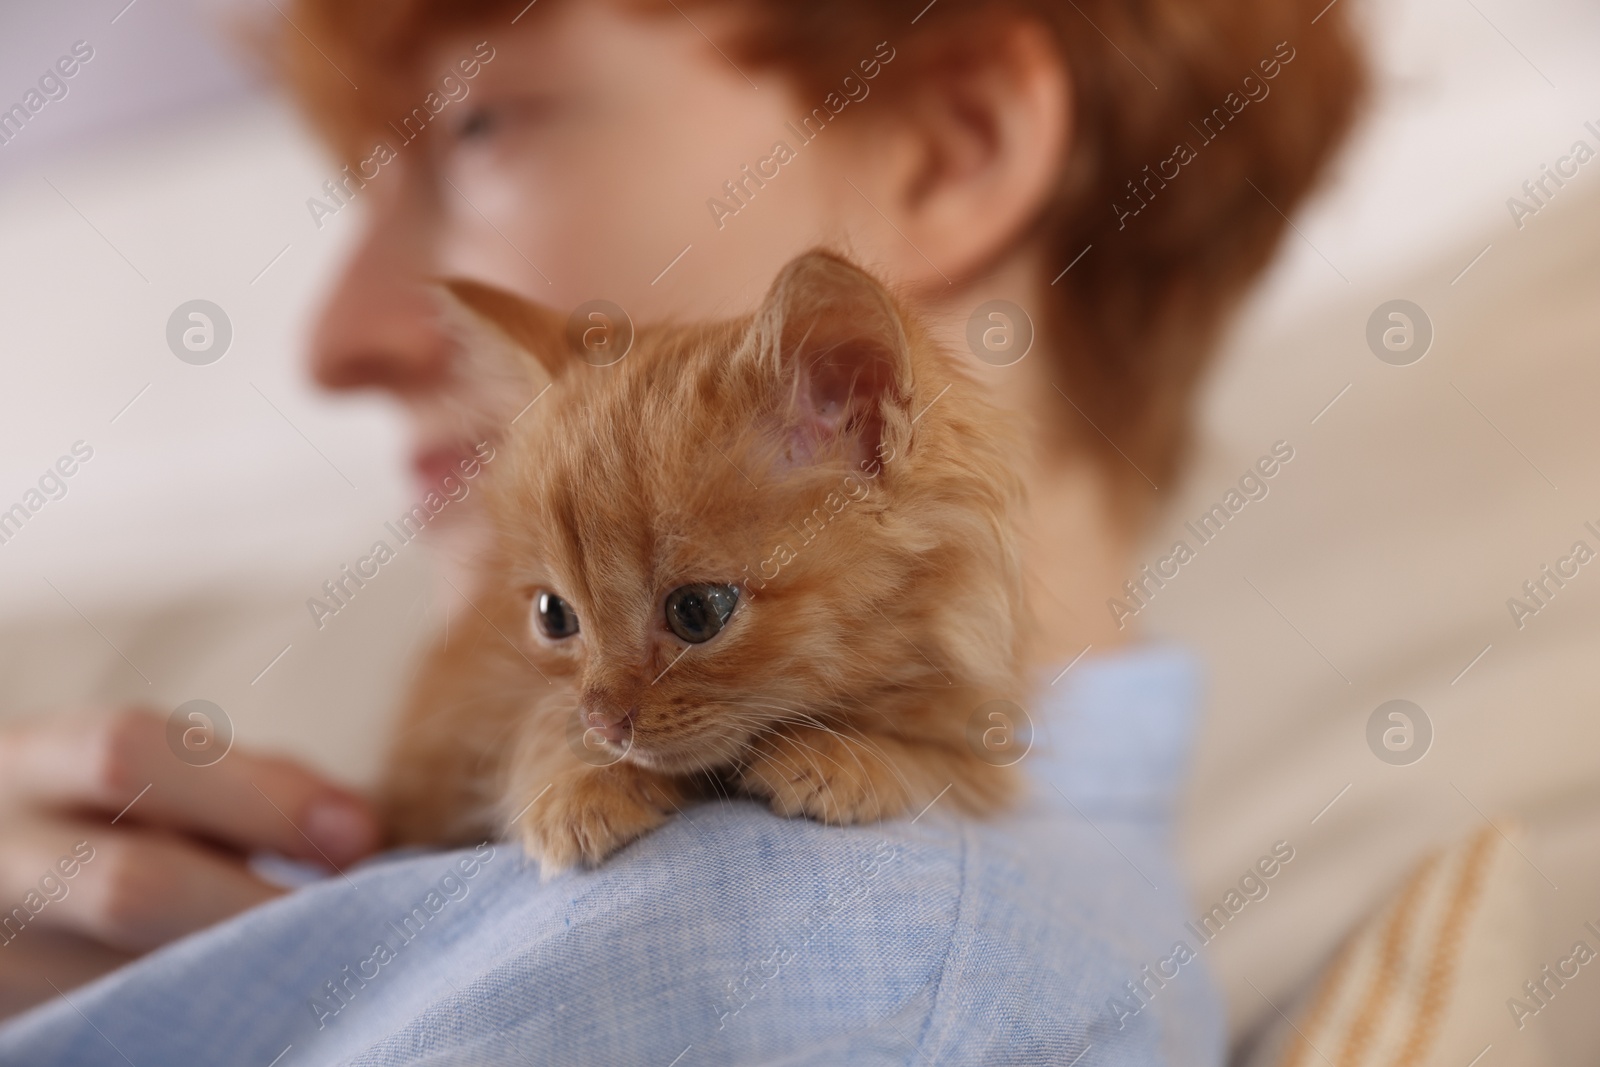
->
[2, 0, 1598, 1060]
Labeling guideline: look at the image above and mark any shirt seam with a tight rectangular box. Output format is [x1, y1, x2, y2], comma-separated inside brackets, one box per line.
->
[907, 820, 974, 1065]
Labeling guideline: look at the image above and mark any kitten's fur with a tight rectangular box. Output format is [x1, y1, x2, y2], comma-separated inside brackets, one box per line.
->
[382, 251, 1026, 873]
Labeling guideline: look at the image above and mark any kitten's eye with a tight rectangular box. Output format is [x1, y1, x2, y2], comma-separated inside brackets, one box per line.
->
[535, 591, 580, 639]
[664, 584, 739, 644]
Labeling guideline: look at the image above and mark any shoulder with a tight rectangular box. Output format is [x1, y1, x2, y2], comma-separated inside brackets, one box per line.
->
[359, 797, 1218, 1065]
[463, 802, 966, 1033]
[0, 801, 1218, 1067]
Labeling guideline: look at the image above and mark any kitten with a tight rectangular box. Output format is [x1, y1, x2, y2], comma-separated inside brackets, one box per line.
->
[381, 251, 1027, 873]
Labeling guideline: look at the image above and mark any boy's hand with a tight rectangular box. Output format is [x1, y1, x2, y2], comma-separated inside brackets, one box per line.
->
[0, 708, 378, 1016]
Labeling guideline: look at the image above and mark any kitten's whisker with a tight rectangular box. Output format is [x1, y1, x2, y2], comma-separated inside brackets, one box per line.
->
[830, 645, 900, 688]
[702, 768, 736, 808]
[764, 726, 900, 821]
[819, 726, 912, 807]
[765, 729, 840, 793]
[686, 700, 921, 821]
[807, 720, 920, 807]
[780, 728, 884, 814]
[725, 704, 831, 732]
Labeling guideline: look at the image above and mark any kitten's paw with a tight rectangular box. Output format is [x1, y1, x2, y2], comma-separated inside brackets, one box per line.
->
[738, 727, 910, 825]
[512, 766, 675, 876]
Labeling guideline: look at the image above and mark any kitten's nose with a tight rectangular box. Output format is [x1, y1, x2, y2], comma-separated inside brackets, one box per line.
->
[582, 703, 636, 744]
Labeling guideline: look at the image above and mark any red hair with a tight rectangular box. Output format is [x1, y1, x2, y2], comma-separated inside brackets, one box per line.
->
[280, 0, 1365, 509]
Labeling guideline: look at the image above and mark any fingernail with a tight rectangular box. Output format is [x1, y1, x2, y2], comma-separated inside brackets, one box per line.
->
[305, 798, 376, 863]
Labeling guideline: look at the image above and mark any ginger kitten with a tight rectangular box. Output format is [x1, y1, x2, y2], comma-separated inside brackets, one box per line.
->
[382, 251, 1027, 873]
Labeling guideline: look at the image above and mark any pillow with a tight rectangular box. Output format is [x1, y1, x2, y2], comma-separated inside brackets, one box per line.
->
[1243, 823, 1554, 1067]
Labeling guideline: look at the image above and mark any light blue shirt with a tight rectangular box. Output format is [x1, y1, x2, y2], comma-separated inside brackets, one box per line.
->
[0, 647, 1223, 1066]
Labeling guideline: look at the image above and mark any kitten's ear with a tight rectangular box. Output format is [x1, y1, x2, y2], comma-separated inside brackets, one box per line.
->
[750, 251, 914, 469]
[435, 277, 569, 390]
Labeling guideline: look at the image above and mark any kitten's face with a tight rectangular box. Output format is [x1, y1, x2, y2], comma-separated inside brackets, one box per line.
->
[449, 252, 1017, 776]
[508, 447, 793, 775]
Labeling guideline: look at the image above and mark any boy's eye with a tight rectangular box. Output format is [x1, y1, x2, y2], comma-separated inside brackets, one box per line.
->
[664, 584, 739, 644]
[455, 105, 497, 141]
[535, 591, 580, 639]
[449, 98, 561, 147]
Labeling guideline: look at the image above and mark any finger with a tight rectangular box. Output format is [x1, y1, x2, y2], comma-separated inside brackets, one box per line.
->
[0, 818, 283, 954]
[0, 926, 134, 1019]
[0, 709, 378, 867]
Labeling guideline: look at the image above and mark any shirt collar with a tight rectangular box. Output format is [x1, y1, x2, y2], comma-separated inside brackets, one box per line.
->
[1024, 644, 1203, 823]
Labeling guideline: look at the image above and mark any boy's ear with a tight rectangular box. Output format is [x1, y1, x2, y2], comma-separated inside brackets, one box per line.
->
[435, 277, 570, 391]
[749, 250, 914, 470]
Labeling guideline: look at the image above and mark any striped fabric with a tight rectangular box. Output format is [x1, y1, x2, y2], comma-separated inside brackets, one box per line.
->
[1248, 825, 1554, 1067]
